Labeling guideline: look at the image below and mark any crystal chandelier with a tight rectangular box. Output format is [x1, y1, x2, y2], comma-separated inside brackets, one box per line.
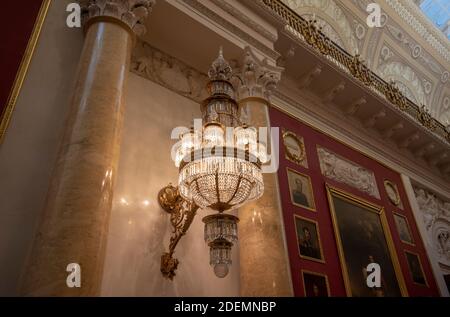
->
[175, 49, 265, 212]
[160, 48, 266, 278]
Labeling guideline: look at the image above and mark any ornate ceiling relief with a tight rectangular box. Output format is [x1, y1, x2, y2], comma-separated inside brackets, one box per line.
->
[384, 0, 450, 63]
[438, 95, 450, 128]
[349, 0, 449, 124]
[281, 0, 359, 54]
[131, 40, 208, 103]
[377, 61, 426, 105]
[317, 146, 380, 199]
[414, 186, 450, 266]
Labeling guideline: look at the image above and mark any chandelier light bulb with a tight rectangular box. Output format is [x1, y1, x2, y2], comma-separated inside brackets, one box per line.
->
[213, 263, 229, 278]
[234, 126, 257, 150]
[203, 122, 225, 147]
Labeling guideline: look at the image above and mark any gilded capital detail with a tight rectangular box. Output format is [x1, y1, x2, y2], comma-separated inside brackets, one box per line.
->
[232, 46, 283, 102]
[80, 0, 155, 36]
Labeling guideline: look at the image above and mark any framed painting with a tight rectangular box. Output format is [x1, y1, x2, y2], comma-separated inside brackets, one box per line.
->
[282, 130, 307, 167]
[326, 185, 408, 297]
[405, 251, 428, 287]
[294, 215, 325, 263]
[393, 212, 415, 246]
[301, 270, 330, 297]
[287, 168, 316, 211]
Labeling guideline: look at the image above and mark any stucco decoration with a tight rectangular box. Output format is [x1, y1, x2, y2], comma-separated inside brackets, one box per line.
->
[414, 186, 450, 266]
[131, 41, 209, 103]
[317, 146, 380, 199]
[438, 96, 450, 128]
[80, 0, 156, 36]
[378, 61, 426, 106]
[281, 0, 359, 54]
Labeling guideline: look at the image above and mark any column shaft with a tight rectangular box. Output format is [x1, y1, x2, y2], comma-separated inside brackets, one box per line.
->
[20, 21, 133, 296]
[238, 97, 293, 296]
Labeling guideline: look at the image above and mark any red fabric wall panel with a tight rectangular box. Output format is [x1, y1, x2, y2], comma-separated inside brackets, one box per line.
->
[0, 1, 44, 119]
[269, 106, 439, 297]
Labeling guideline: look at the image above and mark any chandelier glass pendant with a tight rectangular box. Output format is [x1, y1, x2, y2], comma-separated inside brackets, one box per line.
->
[172, 48, 266, 277]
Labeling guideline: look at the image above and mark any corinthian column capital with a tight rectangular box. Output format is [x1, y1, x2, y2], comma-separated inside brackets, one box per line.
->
[80, 0, 156, 36]
[232, 46, 284, 102]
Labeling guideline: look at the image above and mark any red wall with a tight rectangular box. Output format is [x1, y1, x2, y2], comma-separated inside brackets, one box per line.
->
[0, 1, 44, 120]
[269, 106, 439, 297]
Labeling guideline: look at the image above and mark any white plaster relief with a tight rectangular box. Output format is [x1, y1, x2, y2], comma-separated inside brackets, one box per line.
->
[414, 186, 450, 266]
[384, 0, 450, 63]
[317, 146, 380, 199]
[378, 61, 426, 105]
[131, 41, 209, 103]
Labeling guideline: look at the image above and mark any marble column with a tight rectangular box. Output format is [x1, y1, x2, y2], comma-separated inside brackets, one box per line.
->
[20, 0, 155, 296]
[234, 47, 293, 296]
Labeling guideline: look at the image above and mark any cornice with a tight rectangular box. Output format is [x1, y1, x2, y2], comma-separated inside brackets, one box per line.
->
[272, 89, 450, 197]
[210, 0, 277, 43]
[180, 0, 280, 61]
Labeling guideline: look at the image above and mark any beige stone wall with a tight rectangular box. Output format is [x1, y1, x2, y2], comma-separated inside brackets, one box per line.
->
[100, 73, 240, 296]
[0, 0, 83, 296]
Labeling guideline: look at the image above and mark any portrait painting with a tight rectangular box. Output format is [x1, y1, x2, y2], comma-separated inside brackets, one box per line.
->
[302, 271, 330, 297]
[393, 213, 415, 245]
[282, 130, 307, 167]
[405, 251, 427, 286]
[294, 215, 324, 262]
[287, 168, 315, 211]
[326, 185, 407, 297]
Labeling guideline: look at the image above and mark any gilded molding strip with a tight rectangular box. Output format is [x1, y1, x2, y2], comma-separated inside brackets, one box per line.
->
[259, 0, 450, 144]
[0, 0, 51, 143]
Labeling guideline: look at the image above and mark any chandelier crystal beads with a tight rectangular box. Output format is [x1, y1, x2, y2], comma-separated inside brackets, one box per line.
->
[176, 49, 265, 212]
[171, 48, 266, 278]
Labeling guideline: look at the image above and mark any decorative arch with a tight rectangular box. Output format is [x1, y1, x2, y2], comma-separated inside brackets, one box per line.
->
[437, 92, 450, 127]
[282, 0, 359, 54]
[377, 61, 426, 106]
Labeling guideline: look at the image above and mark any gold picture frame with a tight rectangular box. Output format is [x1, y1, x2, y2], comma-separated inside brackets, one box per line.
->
[287, 167, 316, 212]
[326, 184, 408, 297]
[384, 180, 401, 207]
[294, 215, 325, 263]
[404, 250, 428, 287]
[282, 130, 307, 167]
[0, 0, 51, 143]
[393, 212, 415, 246]
[301, 270, 330, 297]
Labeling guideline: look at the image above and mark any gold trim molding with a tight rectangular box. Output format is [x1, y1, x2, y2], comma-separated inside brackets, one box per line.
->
[0, 0, 51, 144]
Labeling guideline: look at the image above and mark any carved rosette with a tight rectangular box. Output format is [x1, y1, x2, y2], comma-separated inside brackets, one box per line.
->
[232, 46, 284, 102]
[79, 0, 156, 36]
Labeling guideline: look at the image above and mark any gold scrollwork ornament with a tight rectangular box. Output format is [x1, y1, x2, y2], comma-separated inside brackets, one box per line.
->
[283, 131, 306, 165]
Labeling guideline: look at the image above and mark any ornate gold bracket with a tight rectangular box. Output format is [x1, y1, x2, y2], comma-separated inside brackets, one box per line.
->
[158, 184, 199, 280]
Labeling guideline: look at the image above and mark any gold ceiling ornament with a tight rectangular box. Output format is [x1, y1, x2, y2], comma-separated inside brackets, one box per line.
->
[299, 17, 331, 55]
[417, 105, 436, 132]
[159, 48, 267, 279]
[261, 0, 450, 144]
[383, 80, 408, 111]
[348, 54, 373, 86]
